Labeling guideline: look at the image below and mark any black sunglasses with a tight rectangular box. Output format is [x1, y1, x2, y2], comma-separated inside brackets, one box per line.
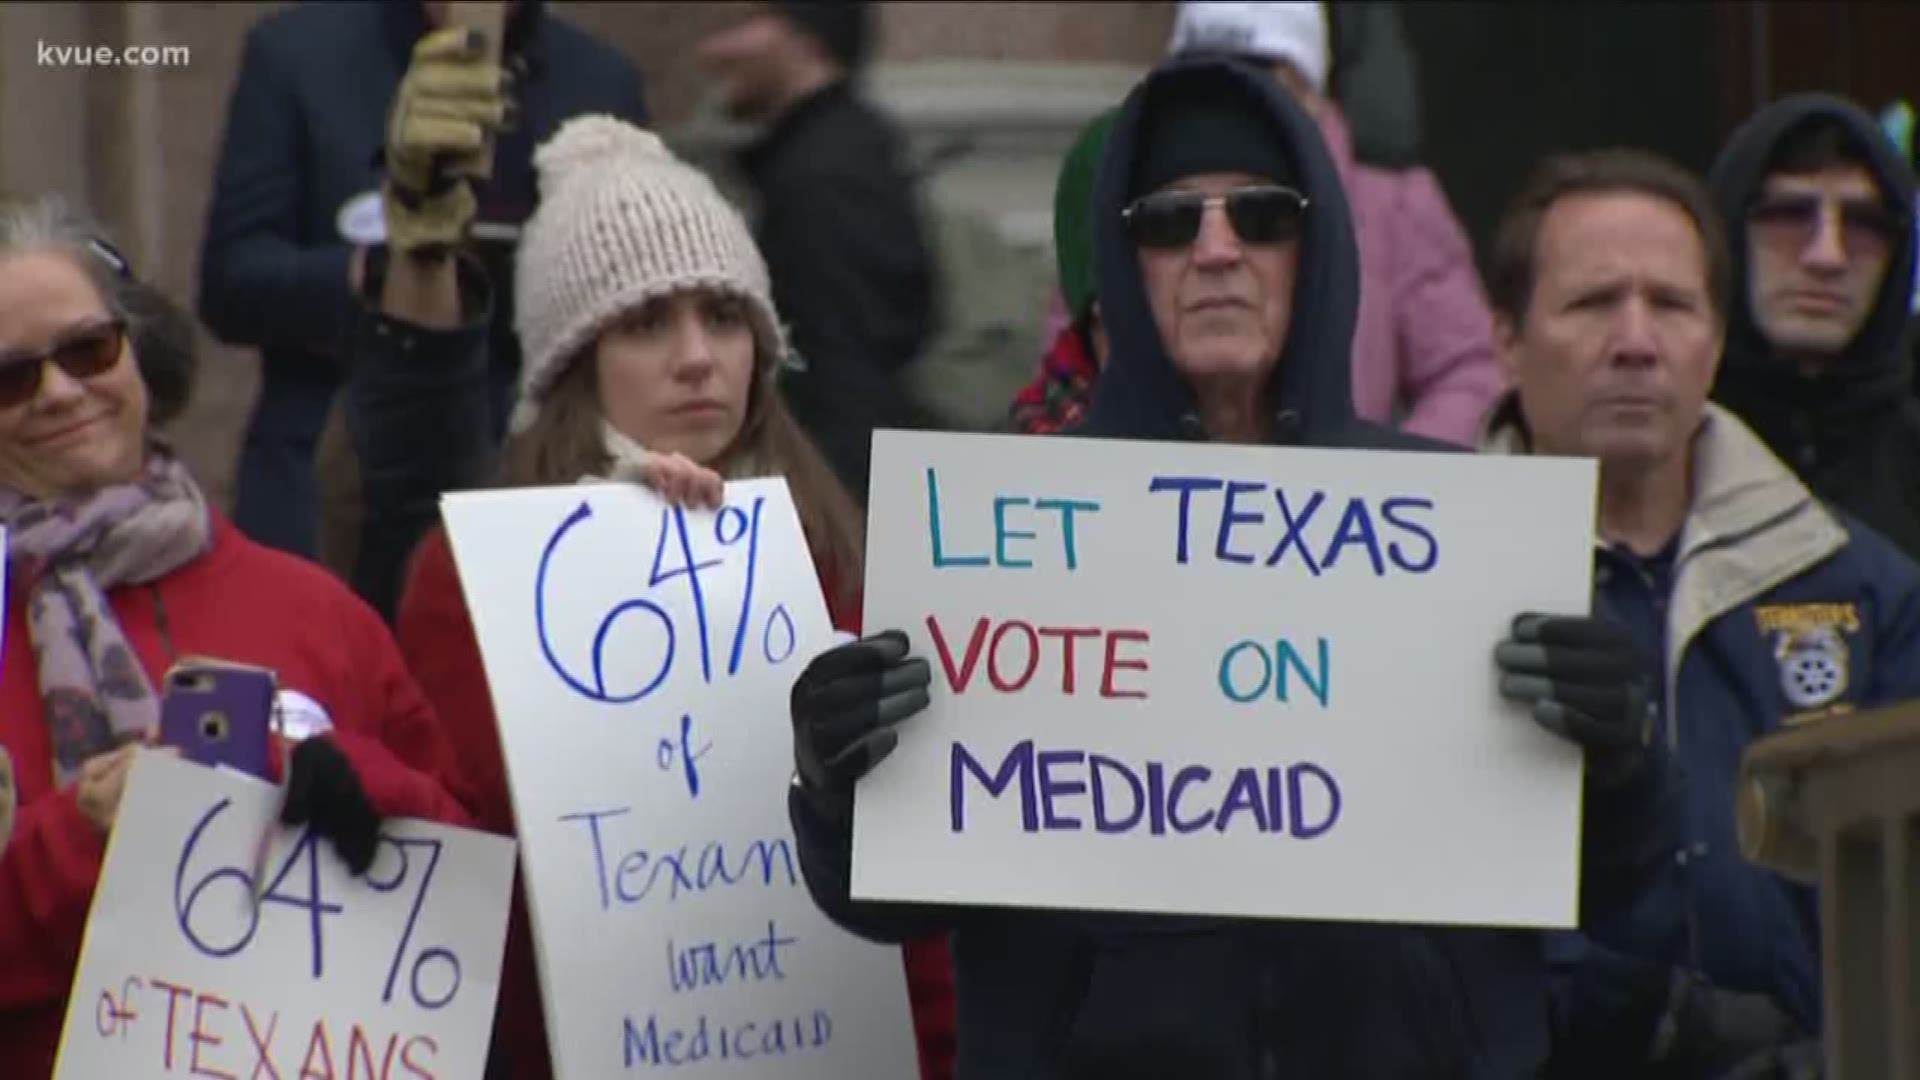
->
[1747, 191, 1905, 255]
[1123, 185, 1310, 249]
[0, 318, 127, 410]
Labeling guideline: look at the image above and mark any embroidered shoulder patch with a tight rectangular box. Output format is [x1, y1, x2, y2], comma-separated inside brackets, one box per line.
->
[1755, 603, 1859, 713]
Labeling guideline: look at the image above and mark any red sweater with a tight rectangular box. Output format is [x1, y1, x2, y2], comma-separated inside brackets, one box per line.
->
[0, 513, 474, 1077]
[397, 524, 957, 1080]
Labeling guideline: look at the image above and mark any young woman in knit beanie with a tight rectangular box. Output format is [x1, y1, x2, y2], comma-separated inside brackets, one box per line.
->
[343, 114, 956, 1080]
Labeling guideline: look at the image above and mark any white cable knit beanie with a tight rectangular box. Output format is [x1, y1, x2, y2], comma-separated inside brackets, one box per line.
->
[1169, 2, 1330, 96]
[509, 115, 785, 435]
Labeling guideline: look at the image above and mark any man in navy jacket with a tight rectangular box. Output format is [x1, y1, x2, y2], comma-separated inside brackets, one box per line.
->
[197, 0, 646, 566]
[1480, 146, 1920, 1079]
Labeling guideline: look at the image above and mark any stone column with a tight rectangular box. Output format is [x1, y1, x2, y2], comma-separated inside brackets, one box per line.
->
[0, 2, 169, 268]
[85, 2, 169, 271]
[0, 2, 93, 206]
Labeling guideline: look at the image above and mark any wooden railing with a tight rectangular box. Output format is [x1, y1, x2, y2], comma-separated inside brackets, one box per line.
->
[1740, 703, 1920, 1079]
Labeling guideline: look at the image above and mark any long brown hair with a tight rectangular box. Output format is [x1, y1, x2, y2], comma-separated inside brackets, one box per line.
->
[498, 321, 866, 610]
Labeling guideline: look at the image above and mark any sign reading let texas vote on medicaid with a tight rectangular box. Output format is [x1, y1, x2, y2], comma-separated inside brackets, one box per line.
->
[56, 752, 515, 1080]
[443, 480, 920, 1080]
[855, 430, 1598, 929]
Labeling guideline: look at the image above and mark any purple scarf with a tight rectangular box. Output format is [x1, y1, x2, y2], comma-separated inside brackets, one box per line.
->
[1, 442, 212, 786]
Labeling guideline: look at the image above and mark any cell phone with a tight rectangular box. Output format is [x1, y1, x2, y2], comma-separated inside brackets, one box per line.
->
[158, 659, 278, 781]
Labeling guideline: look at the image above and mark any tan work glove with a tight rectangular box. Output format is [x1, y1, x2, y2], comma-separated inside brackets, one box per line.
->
[382, 27, 510, 255]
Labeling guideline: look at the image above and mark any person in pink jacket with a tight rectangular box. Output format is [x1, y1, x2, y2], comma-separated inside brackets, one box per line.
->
[1165, 0, 1506, 445]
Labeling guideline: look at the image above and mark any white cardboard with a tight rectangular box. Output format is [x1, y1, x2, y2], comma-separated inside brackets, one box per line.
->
[56, 752, 515, 1079]
[854, 429, 1598, 930]
[442, 480, 920, 1079]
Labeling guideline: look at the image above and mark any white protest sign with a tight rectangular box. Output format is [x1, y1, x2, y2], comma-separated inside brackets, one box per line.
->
[442, 480, 920, 1080]
[854, 429, 1597, 929]
[56, 752, 515, 1079]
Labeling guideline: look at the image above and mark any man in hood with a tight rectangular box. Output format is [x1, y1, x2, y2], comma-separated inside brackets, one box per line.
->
[1161, 0, 1505, 447]
[1018, 0, 1500, 448]
[783, 56, 1664, 1078]
[1708, 94, 1920, 560]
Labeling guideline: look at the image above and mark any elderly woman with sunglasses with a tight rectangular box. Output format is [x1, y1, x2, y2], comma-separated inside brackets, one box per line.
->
[0, 196, 474, 1076]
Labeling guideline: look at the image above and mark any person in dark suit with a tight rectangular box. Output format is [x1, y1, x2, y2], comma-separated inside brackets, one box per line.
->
[197, 0, 647, 568]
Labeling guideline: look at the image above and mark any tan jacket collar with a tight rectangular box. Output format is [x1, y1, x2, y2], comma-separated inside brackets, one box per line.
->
[1478, 391, 1849, 749]
[1476, 392, 1841, 559]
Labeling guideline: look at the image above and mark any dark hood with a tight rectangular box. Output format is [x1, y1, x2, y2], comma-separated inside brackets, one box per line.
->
[1076, 57, 1363, 446]
[1709, 93, 1917, 409]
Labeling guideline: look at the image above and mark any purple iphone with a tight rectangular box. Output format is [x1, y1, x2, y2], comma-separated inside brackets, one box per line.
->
[158, 659, 277, 781]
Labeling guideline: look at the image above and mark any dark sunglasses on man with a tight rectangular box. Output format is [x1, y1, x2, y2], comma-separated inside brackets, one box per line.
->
[1123, 184, 1310, 249]
[0, 317, 127, 410]
[1747, 191, 1906, 257]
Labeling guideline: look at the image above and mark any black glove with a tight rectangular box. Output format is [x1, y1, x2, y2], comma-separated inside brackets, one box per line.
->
[790, 630, 931, 817]
[1656, 969, 1806, 1076]
[1715, 1039, 1823, 1080]
[1494, 612, 1658, 784]
[281, 736, 384, 876]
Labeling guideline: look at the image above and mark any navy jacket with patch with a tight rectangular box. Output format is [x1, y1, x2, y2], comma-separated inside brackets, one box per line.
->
[1484, 399, 1920, 1071]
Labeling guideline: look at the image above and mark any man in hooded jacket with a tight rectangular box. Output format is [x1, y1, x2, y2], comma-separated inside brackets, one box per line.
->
[781, 56, 1666, 1078]
[1709, 94, 1920, 561]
